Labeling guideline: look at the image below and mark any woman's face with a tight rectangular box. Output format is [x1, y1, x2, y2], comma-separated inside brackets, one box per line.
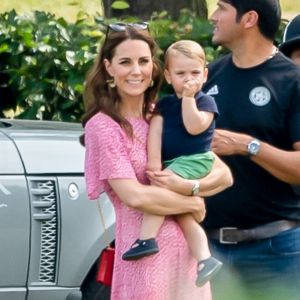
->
[104, 39, 153, 101]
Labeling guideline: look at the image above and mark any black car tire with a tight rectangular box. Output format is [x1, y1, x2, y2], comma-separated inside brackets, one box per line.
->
[82, 279, 111, 300]
[81, 264, 111, 300]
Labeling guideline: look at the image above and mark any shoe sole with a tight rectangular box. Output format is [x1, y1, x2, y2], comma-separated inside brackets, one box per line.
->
[122, 248, 159, 261]
[195, 262, 223, 287]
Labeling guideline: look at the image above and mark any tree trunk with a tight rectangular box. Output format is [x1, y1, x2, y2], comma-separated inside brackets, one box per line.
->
[102, 0, 208, 20]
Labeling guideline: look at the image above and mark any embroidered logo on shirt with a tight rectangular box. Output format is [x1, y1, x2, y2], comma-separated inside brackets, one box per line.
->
[206, 85, 219, 96]
[249, 87, 271, 106]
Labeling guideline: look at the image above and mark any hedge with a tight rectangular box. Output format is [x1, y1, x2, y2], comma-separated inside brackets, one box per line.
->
[0, 9, 287, 121]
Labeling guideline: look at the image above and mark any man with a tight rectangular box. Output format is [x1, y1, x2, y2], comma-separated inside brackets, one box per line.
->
[202, 1, 300, 300]
[279, 15, 300, 66]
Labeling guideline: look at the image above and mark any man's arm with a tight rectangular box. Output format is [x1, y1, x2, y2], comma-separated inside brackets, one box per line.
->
[212, 129, 300, 184]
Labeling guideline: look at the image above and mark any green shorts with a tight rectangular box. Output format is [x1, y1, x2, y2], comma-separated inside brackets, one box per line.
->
[164, 151, 214, 179]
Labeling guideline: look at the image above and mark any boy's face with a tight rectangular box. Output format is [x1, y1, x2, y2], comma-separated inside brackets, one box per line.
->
[291, 48, 300, 66]
[164, 52, 208, 98]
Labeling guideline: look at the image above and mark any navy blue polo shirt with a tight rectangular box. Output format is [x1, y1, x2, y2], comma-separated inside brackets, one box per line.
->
[156, 91, 219, 161]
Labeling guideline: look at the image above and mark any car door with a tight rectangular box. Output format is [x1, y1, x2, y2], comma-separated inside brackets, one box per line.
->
[0, 132, 29, 300]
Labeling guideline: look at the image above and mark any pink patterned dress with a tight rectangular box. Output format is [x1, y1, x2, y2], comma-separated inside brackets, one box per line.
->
[84, 112, 211, 300]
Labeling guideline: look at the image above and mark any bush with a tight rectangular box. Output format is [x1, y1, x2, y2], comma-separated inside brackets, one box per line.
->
[0, 10, 103, 121]
[0, 9, 286, 121]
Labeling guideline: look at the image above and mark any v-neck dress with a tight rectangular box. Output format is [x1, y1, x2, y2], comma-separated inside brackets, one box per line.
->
[84, 112, 211, 300]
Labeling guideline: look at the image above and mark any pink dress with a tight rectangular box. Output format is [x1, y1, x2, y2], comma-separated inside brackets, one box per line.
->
[84, 112, 211, 300]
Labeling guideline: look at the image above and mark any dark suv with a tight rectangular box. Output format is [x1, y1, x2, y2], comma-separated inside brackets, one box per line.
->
[0, 119, 114, 300]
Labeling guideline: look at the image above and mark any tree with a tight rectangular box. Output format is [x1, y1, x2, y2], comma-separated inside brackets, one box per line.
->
[102, 0, 208, 20]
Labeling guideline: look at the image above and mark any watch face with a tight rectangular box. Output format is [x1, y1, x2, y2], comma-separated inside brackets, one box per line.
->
[250, 143, 259, 152]
[248, 140, 260, 155]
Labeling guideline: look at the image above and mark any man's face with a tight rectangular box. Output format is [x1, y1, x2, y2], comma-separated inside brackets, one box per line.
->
[210, 1, 244, 48]
[291, 48, 300, 66]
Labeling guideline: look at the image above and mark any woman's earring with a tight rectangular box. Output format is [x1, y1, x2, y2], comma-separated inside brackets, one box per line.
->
[149, 80, 154, 87]
[106, 78, 116, 88]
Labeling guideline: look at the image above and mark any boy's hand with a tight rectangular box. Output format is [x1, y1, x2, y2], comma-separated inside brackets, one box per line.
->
[182, 79, 202, 98]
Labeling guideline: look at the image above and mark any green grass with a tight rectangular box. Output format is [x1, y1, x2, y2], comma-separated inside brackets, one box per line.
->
[0, 0, 103, 21]
[0, 0, 298, 21]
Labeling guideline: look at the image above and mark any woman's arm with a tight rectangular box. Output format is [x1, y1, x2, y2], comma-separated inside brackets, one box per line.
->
[198, 153, 233, 196]
[146, 153, 233, 197]
[108, 178, 206, 222]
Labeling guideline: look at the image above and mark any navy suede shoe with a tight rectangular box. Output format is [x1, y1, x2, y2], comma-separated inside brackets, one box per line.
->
[122, 238, 159, 260]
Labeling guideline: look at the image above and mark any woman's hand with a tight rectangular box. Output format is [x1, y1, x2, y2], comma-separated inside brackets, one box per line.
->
[147, 154, 233, 197]
[146, 169, 192, 195]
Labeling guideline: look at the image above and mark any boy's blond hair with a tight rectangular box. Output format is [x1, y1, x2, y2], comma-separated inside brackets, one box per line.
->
[164, 40, 206, 69]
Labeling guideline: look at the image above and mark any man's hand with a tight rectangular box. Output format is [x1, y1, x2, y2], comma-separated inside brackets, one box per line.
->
[212, 129, 252, 156]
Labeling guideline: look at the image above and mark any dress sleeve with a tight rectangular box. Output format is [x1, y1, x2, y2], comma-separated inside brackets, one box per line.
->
[84, 113, 136, 200]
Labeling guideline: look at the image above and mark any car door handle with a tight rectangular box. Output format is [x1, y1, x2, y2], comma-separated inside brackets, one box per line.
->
[33, 213, 55, 221]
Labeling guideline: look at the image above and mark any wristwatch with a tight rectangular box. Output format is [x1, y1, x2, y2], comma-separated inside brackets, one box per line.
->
[247, 139, 261, 156]
[191, 181, 200, 196]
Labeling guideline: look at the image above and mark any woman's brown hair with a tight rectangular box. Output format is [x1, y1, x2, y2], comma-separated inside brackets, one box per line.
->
[80, 26, 162, 145]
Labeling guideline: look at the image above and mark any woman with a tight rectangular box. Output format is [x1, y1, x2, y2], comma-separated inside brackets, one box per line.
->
[82, 23, 232, 300]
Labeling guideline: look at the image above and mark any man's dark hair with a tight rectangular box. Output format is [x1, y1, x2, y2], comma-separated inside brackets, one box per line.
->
[222, 0, 281, 41]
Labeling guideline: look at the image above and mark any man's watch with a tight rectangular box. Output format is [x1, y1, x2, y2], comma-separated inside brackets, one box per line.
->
[191, 181, 200, 196]
[247, 139, 261, 156]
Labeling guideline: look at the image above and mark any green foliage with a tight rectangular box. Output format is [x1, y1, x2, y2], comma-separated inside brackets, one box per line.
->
[0, 9, 285, 121]
[111, 1, 130, 10]
[0, 10, 103, 121]
[151, 9, 227, 62]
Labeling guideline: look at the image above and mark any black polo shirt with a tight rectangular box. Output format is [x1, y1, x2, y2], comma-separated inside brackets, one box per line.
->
[203, 53, 300, 229]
